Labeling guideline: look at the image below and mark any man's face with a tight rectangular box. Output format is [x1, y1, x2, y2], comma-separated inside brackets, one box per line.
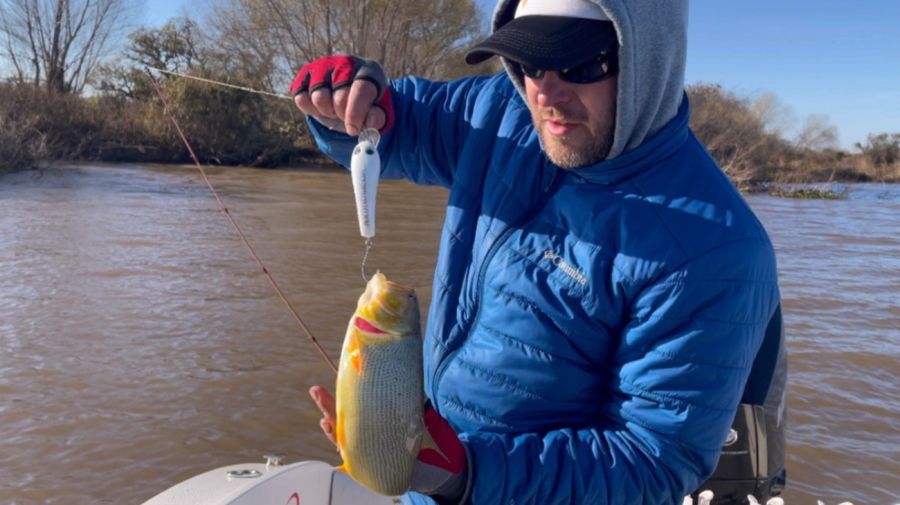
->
[525, 72, 617, 168]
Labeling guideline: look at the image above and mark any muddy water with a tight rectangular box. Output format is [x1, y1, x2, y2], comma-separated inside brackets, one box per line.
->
[751, 187, 900, 504]
[0, 165, 897, 504]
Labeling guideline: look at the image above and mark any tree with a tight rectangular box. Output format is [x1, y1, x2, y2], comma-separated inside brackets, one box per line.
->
[794, 114, 838, 151]
[856, 133, 900, 166]
[94, 18, 203, 99]
[751, 92, 794, 138]
[126, 17, 201, 74]
[91, 18, 311, 166]
[0, 0, 136, 93]
[687, 83, 783, 187]
[206, 0, 488, 86]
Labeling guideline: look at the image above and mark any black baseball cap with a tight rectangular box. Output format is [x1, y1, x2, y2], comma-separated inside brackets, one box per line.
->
[465, 6, 617, 70]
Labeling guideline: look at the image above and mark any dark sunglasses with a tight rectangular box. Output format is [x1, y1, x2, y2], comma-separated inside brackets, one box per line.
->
[518, 49, 618, 84]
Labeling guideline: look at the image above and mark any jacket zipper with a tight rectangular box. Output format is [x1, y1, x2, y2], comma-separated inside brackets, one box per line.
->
[430, 170, 563, 407]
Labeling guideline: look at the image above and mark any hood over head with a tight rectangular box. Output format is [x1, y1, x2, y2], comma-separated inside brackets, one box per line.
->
[467, 0, 688, 160]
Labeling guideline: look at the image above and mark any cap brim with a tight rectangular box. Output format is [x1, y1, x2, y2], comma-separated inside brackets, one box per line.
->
[465, 16, 617, 69]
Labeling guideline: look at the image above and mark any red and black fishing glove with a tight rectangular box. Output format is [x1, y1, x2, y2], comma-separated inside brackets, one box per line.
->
[411, 402, 470, 504]
[290, 55, 395, 133]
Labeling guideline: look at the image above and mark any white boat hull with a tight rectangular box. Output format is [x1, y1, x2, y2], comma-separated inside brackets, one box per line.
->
[143, 459, 869, 505]
[142, 460, 398, 505]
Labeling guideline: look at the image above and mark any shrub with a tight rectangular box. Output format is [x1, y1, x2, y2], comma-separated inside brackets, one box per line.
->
[0, 84, 55, 172]
[687, 83, 787, 189]
[0, 79, 319, 171]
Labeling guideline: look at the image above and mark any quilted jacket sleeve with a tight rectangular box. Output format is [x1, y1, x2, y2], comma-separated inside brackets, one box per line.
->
[307, 74, 508, 188]
[454, 238, 780, 505]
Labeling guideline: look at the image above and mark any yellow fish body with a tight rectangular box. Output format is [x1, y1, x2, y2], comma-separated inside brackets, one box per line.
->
[335, 272, 424, 496]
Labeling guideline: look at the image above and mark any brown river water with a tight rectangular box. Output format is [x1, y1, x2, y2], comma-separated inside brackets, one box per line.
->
[0, 164, 897, 504]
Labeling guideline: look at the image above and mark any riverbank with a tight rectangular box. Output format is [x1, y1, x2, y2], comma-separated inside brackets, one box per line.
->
[2, 82, 898, 190]
[0, 81, 323, 174]
[4, 155, 894, 202]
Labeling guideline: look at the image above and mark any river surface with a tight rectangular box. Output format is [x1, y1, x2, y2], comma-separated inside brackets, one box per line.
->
[0, 164, 897, 505]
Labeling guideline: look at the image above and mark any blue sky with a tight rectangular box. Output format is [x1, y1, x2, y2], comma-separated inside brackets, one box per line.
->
[144, 0, 899, 149]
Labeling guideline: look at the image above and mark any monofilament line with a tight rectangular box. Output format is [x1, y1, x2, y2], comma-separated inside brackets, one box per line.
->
[148, 67, 293, 100]
[361, 238, 374, 282]
[146, 66, 345, 131]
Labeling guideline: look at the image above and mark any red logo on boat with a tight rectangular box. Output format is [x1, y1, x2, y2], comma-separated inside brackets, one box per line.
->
[285, 492, 301, 505]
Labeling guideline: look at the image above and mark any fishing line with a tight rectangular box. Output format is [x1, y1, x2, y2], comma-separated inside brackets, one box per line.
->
[149, 67, 293, 100]
[145, 67, 344, 130]
[144, 68, 338, 374]
[360, 237, 374, 282]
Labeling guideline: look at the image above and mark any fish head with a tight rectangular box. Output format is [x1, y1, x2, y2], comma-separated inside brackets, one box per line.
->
[354, 272, 420, 342]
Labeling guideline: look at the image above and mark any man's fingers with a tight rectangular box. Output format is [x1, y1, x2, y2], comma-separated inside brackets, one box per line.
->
[291, 56, 391, 134]
[294, 93, 314, 116]
[310, 88, 336, 119]
[344, 80, 381, 135]
[310, 386, 338, 446]
[332, 87, 350, 122]
[294, 79, 385, 135]
[295, 91, 339, 129]
[320, 418, 337, 446]
[309, 385, 336, 418]
[294, 80, 384, 135]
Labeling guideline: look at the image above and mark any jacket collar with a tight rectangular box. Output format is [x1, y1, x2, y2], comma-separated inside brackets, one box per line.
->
[561, 93, 690, 186]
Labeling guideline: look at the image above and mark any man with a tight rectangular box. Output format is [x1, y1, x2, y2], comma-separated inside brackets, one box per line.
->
[293, 0, 783, 503]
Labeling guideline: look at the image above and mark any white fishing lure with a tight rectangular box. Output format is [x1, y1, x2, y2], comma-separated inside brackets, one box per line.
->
[350, 129, 381, 239]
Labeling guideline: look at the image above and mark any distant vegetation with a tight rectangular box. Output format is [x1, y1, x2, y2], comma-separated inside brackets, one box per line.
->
[0, 0, 488, 172]
[1, 1, 898, 194]
[687, 83, 899, 191]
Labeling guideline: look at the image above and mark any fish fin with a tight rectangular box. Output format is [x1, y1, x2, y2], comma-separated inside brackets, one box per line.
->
[347, 331, 363, 374]
[335, 448, 353, 476]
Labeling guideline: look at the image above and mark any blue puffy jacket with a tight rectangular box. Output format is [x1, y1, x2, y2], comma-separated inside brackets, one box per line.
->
[310, 72, 780, 504]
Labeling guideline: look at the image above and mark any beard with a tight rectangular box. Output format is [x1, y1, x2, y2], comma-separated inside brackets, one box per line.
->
[532, 106, 615, 169]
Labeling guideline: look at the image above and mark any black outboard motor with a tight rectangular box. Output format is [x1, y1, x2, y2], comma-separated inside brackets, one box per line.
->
[691, 305, 787, 504]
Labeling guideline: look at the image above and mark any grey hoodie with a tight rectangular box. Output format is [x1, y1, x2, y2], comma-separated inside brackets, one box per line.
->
[492, 0, 688, 160]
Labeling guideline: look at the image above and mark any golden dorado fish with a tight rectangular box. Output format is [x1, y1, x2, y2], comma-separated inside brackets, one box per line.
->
[335, 272, 424, 496]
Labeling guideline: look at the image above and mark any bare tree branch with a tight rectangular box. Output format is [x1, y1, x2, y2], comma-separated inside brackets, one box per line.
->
[205, 0, 485, 82]
[0, 0, 136, 93]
